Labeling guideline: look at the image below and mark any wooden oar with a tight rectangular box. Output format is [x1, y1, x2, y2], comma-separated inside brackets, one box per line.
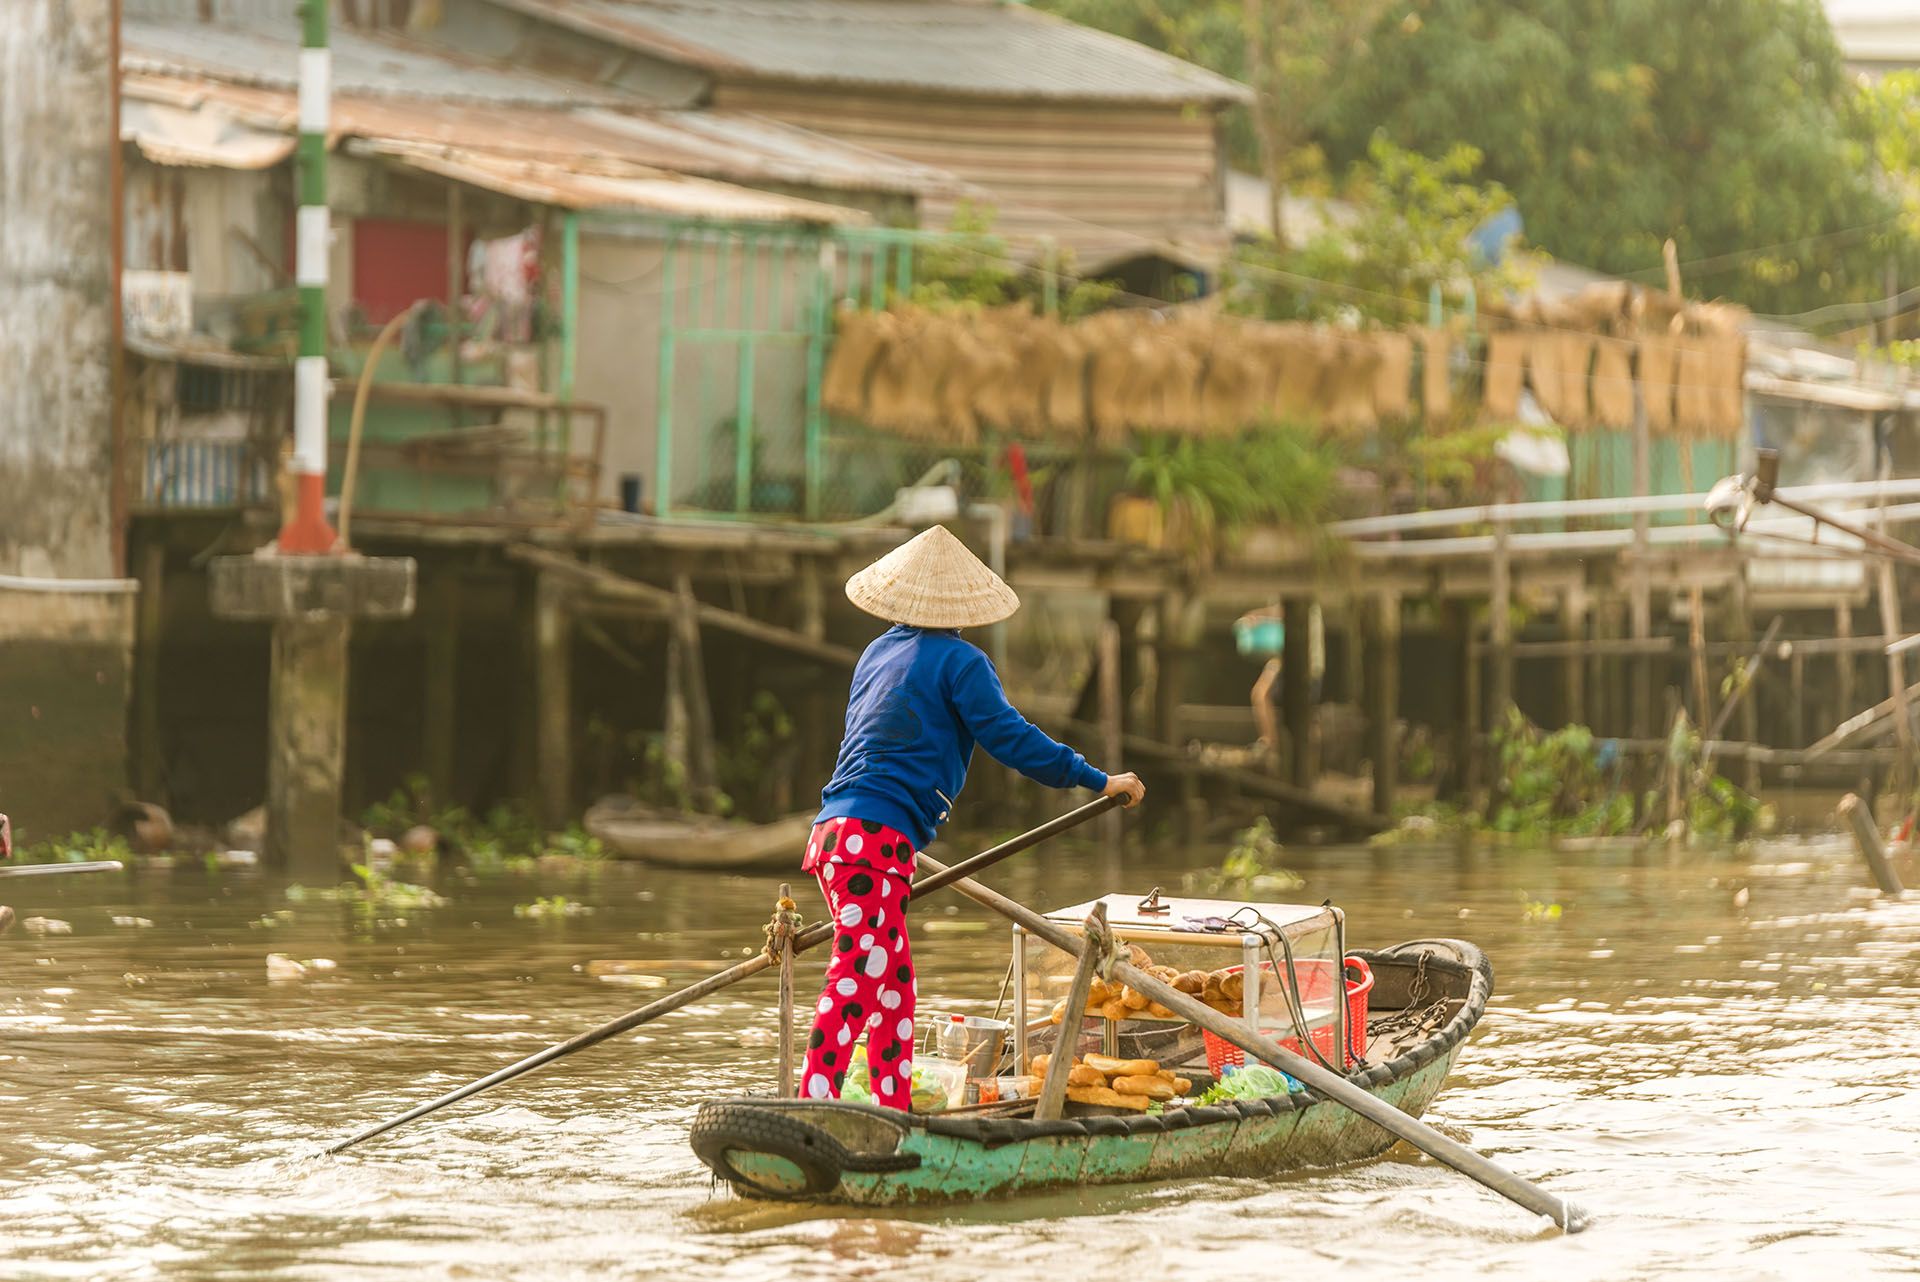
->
[324, 796, 1121, 1155]
[0, 860, 125, 879]
[916, 853, 1591, 1233]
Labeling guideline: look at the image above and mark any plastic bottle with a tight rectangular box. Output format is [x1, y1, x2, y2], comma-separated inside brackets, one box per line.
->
[937, 1013, 969, 1064]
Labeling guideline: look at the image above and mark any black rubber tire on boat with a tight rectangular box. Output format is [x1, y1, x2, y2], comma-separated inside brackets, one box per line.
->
[690, 1104, 850, 1199]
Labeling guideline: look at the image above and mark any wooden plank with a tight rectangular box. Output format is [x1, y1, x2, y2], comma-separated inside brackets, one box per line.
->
[507, 544, 863, 669]
[1509, 637, 1673, 659]
[1839, 793, 1905, 896]
[333, 377, 602, 414]
[1034, 902, 1106, 1123]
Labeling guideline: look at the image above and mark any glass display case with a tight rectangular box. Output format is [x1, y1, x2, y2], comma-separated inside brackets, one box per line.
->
[1011, 892, 1346, 1074]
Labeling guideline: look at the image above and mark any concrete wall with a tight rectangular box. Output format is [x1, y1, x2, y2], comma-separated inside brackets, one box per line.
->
[1, 0, 133, 835]
[0, 581, 136, 839]
[0, 0, 116, 580]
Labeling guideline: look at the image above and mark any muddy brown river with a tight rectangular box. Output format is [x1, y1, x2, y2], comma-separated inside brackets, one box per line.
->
[4, 833, 1918, 1280]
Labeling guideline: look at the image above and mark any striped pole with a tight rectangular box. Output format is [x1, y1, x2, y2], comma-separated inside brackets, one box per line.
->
[279, 0, 336, 554]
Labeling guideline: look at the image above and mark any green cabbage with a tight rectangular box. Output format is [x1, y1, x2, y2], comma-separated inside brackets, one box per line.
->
[1196, 1064, 1302, 1104]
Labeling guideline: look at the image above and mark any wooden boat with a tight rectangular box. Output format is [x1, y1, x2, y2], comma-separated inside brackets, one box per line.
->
[690, 938, 1490, 1204]
[583, 796, 815, 871]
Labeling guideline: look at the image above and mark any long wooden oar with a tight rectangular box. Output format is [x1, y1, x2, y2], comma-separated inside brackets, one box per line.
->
[0, 860, 125, 879]
[325, 796, 1121, 1155]
[916, 853, 1590, 1233]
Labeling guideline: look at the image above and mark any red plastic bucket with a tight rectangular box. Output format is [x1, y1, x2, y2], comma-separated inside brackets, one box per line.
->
[1202, 956, 1374, 1075]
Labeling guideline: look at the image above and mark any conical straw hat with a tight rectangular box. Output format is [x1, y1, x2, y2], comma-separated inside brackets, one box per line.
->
[846, 525, 1020, 629]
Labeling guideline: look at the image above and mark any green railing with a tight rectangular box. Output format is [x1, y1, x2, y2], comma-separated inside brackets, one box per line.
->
[642, 220, 950, 521]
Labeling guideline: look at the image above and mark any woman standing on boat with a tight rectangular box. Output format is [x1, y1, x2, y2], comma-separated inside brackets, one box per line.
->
[798, 526, 1144, 1108]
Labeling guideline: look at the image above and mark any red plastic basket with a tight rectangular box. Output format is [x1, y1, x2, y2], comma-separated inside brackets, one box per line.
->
[1202, 956, 1373, 1076]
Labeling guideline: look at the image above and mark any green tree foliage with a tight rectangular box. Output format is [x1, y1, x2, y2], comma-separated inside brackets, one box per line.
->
[1039, 0, 1910, 317]
[1311, 0, 1907, 315]
[1223, 136, 1529, 325]
[907, 202, 1116, 319]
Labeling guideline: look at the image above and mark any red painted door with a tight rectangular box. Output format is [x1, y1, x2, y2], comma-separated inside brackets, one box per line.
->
[352, 217, 451, 324]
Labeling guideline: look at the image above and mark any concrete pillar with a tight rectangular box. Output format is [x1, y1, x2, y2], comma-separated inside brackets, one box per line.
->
[267, 617, 350, 882]
[0, 0, 116, 580]
[211, 555, 415, 878]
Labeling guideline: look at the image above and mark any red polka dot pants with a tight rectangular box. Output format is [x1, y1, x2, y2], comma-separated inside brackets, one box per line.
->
[799, 817, 917, 1109]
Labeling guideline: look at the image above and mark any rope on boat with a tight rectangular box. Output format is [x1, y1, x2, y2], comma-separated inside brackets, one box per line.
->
[762, 894, 804, 963]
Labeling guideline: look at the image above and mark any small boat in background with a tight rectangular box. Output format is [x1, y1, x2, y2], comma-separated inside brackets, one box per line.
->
[583, 796, 814, 871]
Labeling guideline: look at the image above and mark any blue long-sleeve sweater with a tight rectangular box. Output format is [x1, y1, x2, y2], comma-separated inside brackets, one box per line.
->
[815, 625, 1108, 851]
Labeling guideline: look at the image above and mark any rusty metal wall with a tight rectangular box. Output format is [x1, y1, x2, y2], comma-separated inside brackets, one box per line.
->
[0, 0, 116, 580]
[712, 83, 1228, 271]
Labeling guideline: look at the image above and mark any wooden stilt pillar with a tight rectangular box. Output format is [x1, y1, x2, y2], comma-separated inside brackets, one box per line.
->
[793, 560, 837, 789]
[1440, 597, 1475, 801]
[1723, 579, 1761, 793]
[1153, 591, 1189, 750]
[1490, 525, 1514, 718]
[1561, 584, 1587, 730]
[672, 573, 718, 809]
[534, 572, 572, 827]
[133, 540, 166, 801]
[1362, 593, 1401, 817]
[1687, 586, 1710, 732]
[1282, 597, 1314, 789]
[1836, 601, 1857, 737]
[1790, 648, 1808, 749]
[1629, 577, 1653, 743]
[1877, 558, 1915, 800]
[1097, 618, 1123, 851]
[422, 568, 459, 800]
[1112, 598, 1146, 741]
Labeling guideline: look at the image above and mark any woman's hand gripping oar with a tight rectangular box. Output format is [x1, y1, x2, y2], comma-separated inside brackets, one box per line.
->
[323, 796, 1122, 1155]
[914, 852, 1591, 1234]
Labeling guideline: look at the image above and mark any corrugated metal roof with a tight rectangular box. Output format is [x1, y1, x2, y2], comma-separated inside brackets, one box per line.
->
[358, 141, 870, 222]
[572, 108, 963, 197]
[125, 69, 955, 201]
[121, 95, 292, 169]
[481, 0, 1252, 103]
[122, 16, 624, 106]
[121, 72, 881, 224]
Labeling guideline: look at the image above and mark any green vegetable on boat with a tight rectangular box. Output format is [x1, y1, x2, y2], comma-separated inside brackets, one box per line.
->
[1196, 1065, 1302, 1105]
[841, 1045, 953, 1112]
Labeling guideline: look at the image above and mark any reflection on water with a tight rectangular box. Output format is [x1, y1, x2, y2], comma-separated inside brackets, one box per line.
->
[3, 834, 1918, 1280]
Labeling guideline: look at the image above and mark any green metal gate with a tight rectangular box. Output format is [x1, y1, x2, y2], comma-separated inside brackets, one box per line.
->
[650, 221, 924, 521]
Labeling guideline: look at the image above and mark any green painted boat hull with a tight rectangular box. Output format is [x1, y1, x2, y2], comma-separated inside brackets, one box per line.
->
[691, 939, 1491, 1207]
